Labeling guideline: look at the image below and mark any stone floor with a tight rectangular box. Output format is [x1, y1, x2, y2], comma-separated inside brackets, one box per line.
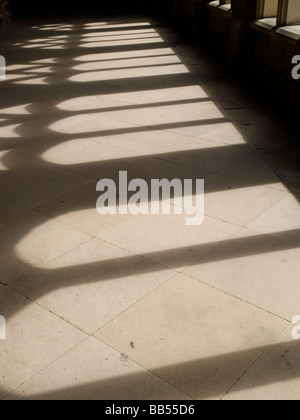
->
[0, 17, 300, 400]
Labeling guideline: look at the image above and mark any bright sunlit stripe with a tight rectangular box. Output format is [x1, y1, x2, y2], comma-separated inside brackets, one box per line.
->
[79, 38, 165, 49]
[80, 34, 162, 43]
[15, 77, 48, 85]
[74, 48, 176, 62]
[0, 104, 31, 115]
[84, 22, 152, 29]
[82, 29, 157, 38]
[73, 57, 181, 71]
[0, 123, 22, 138]
[69, 64, 190, 83]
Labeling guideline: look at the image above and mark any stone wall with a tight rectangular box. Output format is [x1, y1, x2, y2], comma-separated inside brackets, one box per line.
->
[0, 0, 10, 26]
[152, 0, 300, 107]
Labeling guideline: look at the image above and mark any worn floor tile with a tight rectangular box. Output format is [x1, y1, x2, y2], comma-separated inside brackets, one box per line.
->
[0, 210, 91, 284]
[0, 194, 28, 230]
[204, 181, 287, 226]
[48, 113, 127, 135]
[11, 238, 175, 334]
[5, 337, 189, 400]
[223, 326, 300, 400]
[97, 100, 224, 130]
[94, 127, 206, 155]
[40, 139, 141, 179]
[197, 122, 247, 147]
[0, 284, 86, 399]
[94, 213, 239, 271]
[0, 151, 92, 209]
[157, 140, 249, 174]
[184, 228, 300, 320]
[36, 182, 239, 271]
[93, 84, 209, 106]
[217, 151, 286, 191]
[70, 63, 189, 83]
[246, 195, 300, 244]
[95, 274, 287, 400]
